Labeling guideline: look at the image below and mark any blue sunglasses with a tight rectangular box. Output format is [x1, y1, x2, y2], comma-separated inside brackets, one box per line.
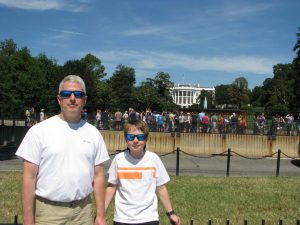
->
[59, 90, 85, 99]
[125, 133, 147, 141]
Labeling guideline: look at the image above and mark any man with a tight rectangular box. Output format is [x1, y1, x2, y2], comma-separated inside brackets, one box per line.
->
[16, 75, 109, 225]
[114, 109, 123, 131]
[39, 109, 45, 122]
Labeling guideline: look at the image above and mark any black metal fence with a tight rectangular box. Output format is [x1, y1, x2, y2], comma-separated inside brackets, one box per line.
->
[2, 215, 300, 225]
[189, 218, 300, 225]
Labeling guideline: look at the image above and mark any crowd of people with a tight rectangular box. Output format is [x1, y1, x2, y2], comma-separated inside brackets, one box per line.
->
[92, 109, 300, 136]
[25, 106, 300, 136]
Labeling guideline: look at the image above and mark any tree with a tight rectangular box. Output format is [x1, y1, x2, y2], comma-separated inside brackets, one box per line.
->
[260, 64, 294, 112]
[136, 81, 160, 110]
[140, 72, 175, 111]
[293, 27, 300, 59]
[228, 77, 250, 108]
[214, 84, 231, 107]
[35, 53, 61, 114]
[196, 90, 214, 109]
[232, 76, 248, 90]
[109, 64, 136, 111]
[0, 38, 17, 56]
[250, 86, 264, 107]
[152, 72, 174, 102]
[292, 27, 300, 111]
[0, 42, 48, 117]
[80, 53, 106, 80]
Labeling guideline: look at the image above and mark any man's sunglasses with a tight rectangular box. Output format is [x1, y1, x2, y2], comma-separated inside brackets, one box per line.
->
[125, 133, 147, 141]
[59, 90, 85, 99]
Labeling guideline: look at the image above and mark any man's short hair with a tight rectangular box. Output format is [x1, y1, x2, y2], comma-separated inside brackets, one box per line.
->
[58, 75, 86, 94]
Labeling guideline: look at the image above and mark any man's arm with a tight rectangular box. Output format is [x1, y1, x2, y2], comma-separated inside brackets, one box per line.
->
[93, 164, 107, 225]
[157, 185, 181, 225]
[105, 183, 117, 211]
[22, 160, 39, 225]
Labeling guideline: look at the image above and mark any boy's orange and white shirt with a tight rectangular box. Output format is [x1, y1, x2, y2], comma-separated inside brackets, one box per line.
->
[107, 150, 170, 224]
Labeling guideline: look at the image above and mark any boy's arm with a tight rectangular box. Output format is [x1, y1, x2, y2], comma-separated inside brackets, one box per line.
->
[157, 185, 181, 225]
[105, 183, 117, 211]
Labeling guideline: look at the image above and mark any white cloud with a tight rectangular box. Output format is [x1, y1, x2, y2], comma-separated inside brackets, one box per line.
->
[95, 50, 276, 75]
[122, 26, 163, 36]
[0, 0, 89, 12]
[48, 28, 87, 37]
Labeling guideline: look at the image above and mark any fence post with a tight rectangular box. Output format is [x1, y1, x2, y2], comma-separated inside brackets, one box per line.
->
[226, 219, 230, 225]
[261, 219, 265, 225]
[226, 148, 231, 177]
[279, 219, 283, 225]
[176, 147, 180, 176]
[297, 219, 300, 225]
[276, 149, 281, 177]
[208, 219, 212, 225]
[190, 219, 193, 225]
[14, 215, 18, 225]
[244, 219, 248, 225]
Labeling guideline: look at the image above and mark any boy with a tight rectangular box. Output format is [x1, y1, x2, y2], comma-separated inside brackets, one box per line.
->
[105, 120, 181, 225]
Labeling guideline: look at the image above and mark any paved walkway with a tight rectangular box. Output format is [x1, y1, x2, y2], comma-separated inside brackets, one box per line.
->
[1, 146, 299, 177]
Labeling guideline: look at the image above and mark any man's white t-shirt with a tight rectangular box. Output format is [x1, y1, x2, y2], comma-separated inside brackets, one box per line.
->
[108, 150, 170, 224]
[16, 115, 109, 202]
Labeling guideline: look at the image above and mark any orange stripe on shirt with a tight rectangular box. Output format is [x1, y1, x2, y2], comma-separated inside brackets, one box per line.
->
[118, 167, 156, 171]
[118, 172, 142, 179]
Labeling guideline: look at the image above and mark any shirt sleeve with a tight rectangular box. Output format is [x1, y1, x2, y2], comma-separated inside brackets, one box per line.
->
[94, 133, 110, 166]
[15, 126, 41, 165]
[107, 155, 118, 185]
[155, 154, 170, 186]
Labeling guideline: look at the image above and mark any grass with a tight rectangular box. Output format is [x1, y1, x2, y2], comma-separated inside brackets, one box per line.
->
[1, 172, 300, 225]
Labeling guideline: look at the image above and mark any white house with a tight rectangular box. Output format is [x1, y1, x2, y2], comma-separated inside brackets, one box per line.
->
[170, 84, 215, 108]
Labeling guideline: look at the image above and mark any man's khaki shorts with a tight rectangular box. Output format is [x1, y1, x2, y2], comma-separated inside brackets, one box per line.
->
[35, 195, 93, 225]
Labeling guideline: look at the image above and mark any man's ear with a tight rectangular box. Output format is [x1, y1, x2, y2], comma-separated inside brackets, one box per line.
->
[57, 95, 61, 105]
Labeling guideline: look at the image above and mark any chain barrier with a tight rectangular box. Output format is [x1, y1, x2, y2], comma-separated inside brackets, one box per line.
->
[175, 148, 297, 161]
[157, 150, 176, 157]
[108, 150, 124, 156]
[230, 150, 278, 160]
[179, 149, 228, 158]
[280, 151, 299, 160]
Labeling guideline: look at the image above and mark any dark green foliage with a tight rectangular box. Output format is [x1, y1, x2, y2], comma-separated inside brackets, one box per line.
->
[108, 64, 137, 111]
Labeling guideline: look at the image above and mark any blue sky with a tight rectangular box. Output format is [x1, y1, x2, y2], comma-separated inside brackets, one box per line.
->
[0, 0, 299, 89]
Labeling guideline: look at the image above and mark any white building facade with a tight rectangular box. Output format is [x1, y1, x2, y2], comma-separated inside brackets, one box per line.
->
[170, 84, 215, 108]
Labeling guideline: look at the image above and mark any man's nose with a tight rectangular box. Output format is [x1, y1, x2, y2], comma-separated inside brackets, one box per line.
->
[70, 93, 76, 100]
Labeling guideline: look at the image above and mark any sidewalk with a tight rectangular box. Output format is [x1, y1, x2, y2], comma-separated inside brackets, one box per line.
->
[2, 147, 299, 177]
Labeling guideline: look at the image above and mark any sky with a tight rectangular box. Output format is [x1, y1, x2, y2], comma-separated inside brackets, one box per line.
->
[0, 0, 299, 89]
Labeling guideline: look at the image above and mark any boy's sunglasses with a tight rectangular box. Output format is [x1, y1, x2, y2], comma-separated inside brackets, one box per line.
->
[59, 90, 85, 99]
[125, 133, 147, 141]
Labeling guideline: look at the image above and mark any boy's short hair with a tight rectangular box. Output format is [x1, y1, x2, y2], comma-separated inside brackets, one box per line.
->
[124, 120, 149, 139]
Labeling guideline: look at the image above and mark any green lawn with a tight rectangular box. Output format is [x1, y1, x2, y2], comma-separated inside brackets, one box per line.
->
[1, 172, 300, 225]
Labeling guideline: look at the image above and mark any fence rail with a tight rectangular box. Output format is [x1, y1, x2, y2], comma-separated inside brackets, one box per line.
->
[1, 123, 300, 158]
